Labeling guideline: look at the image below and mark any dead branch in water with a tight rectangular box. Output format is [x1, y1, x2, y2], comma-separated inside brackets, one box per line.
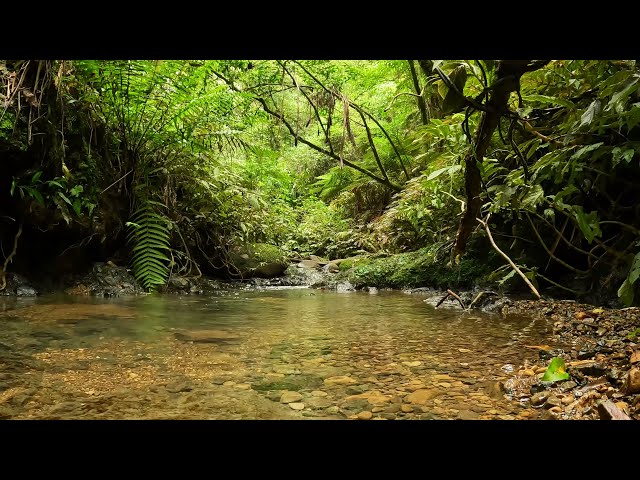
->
[435, 289, 466, 309]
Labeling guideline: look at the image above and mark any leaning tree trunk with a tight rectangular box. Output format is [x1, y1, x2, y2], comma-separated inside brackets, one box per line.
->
[451, 60, 549, 260]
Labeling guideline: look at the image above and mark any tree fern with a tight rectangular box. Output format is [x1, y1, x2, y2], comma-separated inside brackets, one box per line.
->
[126, 201, 171, 291]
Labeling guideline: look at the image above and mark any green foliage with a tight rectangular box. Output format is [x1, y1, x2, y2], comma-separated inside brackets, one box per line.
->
[618, 252, 640, 306]
[346, 246, 489, 289]
[126, 201, 171, 291]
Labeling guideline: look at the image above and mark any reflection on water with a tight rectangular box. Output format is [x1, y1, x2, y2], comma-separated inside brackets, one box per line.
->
[0, 289, 553, 420]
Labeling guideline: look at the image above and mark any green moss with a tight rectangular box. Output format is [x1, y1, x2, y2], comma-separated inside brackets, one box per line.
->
[628, 327, 640, 340]
[251, 243, 287, 264]
[251, 374, 323, 392]
[344, 247, 490, 289]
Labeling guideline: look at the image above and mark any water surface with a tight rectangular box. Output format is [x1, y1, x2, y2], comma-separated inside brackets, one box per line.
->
[0, 288, 553, 419]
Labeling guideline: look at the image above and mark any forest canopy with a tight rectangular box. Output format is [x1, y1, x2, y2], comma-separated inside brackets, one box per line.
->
[1, 60, 639, 305]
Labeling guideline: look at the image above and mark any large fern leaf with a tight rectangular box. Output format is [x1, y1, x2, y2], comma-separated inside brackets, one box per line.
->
[126, 202, 171, 291]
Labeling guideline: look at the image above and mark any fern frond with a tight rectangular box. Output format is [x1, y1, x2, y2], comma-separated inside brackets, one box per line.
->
[127, 201, 171, 291]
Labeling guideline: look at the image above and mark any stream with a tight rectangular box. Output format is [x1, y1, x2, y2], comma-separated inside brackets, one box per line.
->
[0, 288, 554, 419]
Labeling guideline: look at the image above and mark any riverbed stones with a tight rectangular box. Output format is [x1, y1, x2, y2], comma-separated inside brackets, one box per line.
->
[324, 376, 357, 386]
[357, 411, 373, 420]
[624, 368, 640, 394]
[288, 402, 305, 411]
[174, 330, 240, 343]
[405, 389, 439, 404]
[280, 391, 303, 403]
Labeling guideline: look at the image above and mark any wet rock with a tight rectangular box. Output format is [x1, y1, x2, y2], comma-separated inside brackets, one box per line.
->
[405, 389, 440, 405]
[597, 400, 631, 420]
[299, 260, 321, 269]
[324, 376, 357, 386]
[16, 285, 38, 296]
[75, 262, 142, 297]
[288, 402, 305, 411]
[457, 410, 479, 420]
[357, 411, 373, 420]
[577, 350, 597, 360]
[165, 383, 192, 393]
[168, 276, 189, 291]
[384, 404, 401, 414]
[544, 396, 562, 409]
[571, 362, 608, 377]
[323, 263, 340, 273]
[530, 391, 550, 407]
[624, 368, 640, 394]
[559, 380, 577, 391]
[336, 281, 355, 293]
[346, 384, 369, 395]
[0, 273, 37, 297]
[542, 407, 562, 420]
[310, 390, 328, 397]
[271, 365, 300, 375]
[305, 397, 333, 409]
[280, 391, 303, 404]
[401, 404, 413, 413]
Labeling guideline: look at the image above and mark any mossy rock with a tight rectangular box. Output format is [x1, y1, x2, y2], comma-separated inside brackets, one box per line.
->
[229, 243, 288, 278]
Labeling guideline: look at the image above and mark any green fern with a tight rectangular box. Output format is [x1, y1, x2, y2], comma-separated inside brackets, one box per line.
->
[126, 201, 171, 291]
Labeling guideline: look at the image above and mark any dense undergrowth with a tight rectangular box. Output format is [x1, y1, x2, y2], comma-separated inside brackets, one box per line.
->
[1, 59, 639, 306]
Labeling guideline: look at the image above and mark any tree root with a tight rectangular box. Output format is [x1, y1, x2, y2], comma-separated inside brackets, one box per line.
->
[0, 223, 23, 291]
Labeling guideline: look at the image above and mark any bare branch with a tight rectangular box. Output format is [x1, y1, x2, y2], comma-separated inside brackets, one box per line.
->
[478, 214, 541, 299]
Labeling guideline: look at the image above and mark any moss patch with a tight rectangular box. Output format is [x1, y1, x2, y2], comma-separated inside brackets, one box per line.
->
[343, 247, 490, 289]
[251, 374, 323, 392]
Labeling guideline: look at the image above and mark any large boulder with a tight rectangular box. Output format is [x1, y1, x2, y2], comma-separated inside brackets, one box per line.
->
[229, 243, 288, 279]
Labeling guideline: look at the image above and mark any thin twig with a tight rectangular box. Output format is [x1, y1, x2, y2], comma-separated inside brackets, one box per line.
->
[525, 213, 589, 274]
[478, 213, 541, 299]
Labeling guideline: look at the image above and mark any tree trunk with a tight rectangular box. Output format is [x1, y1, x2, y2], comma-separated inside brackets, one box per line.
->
[452, 60, 549, 260]
[408, 60, 429, 125]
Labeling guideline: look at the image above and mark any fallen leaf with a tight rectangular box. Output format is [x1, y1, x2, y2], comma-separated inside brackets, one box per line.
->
[591, 308, 605, 314]
[631, 350, 640, 364]
[541, 357, 570, 382]
[574, 311, 592, 320]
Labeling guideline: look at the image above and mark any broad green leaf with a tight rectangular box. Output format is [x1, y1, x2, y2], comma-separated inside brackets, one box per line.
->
[497, 269, 516, 286]
[427, 164, 461, 181]
[47, 180, 65, 189]
[520, 184, 545, 211]
[71, 199, 82, 216]
[571, 206, 601, 243]
[523, 94, 575, 109]
[31, 171, 43, 183]
[570, 142, 603, 161]
[579, 99, 601, 128]
[26, 187, 44, 206]
[607, 75, 640, 113]
[57, 191, 72, 205]
[612, 147, 635, 168]
[618, 251, 640, 306]
[541, 357, 570, 382]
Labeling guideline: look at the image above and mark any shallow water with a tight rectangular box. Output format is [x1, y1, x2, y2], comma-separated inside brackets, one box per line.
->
[0, 288, 553, 419]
